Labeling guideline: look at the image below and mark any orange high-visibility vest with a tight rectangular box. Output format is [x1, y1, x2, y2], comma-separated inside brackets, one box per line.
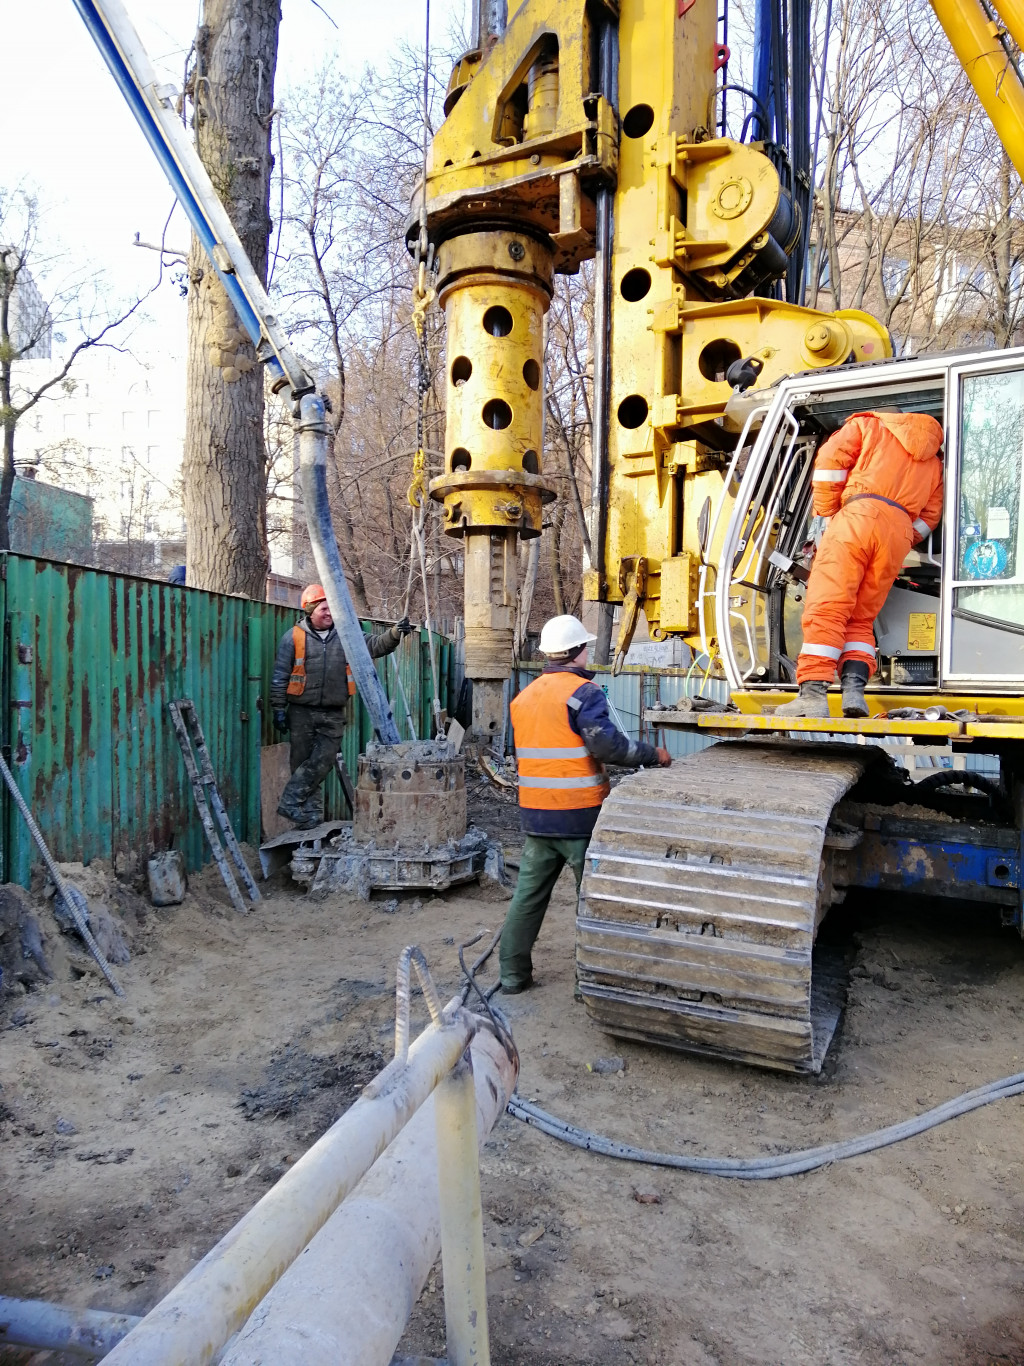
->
[286, 625, 356, 699]
[511, 671, 610, 813]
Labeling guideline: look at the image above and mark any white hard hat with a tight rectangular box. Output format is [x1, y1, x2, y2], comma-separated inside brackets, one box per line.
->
[539, 614, 597, 656]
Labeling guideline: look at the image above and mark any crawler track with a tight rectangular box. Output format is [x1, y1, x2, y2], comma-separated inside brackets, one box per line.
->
[577, 742, 872, 1072]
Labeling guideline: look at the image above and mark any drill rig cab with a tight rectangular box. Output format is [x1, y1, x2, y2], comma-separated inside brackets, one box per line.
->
[714, 346, 1024, 698]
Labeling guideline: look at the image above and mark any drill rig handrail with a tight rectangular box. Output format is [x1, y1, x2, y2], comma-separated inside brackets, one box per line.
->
[716, 398, 801, 685]
[695, 399, 777, 665]
[73, 0, 402, 744]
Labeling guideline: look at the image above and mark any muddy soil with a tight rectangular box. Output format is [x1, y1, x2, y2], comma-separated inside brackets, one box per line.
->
[2, 779, 1023, 1366]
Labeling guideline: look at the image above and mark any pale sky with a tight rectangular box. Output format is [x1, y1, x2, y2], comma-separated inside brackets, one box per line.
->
[6, 0, 466, 356]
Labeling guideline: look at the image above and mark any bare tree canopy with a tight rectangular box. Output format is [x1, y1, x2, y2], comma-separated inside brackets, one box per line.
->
[805, 0, 1024, 350]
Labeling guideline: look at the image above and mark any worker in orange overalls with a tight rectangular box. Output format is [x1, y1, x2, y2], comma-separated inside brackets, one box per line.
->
[499, 615, 672, 994]
[778, 409, 944, 719]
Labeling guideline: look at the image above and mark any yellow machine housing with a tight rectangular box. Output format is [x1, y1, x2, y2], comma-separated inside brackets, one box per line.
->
[415, 0, 892, 710]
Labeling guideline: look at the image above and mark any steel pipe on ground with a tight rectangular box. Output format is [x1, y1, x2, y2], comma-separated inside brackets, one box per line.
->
[0, 1298, 140, 1358]
[219, 1023, 518, 1366]
[101, 1000, 477, 1366]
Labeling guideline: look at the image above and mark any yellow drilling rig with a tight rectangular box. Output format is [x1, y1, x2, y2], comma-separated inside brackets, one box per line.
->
[414, 0, 1024, 1071]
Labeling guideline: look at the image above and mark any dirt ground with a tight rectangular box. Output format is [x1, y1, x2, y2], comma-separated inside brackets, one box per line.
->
[2, 776, 1023, 1366]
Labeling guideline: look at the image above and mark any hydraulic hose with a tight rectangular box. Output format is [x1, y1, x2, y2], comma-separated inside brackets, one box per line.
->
[297, 393, 401, 744]
[507, 1071, 1024, 1179]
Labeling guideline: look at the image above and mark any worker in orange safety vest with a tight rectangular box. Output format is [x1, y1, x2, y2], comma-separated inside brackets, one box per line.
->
[269, 584, 412, 828]
[777, 409, 944, 719]
[498, 614, 672, 994]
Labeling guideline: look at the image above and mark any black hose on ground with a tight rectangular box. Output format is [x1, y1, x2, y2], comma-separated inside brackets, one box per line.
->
[507, 1071, 1024, 1179]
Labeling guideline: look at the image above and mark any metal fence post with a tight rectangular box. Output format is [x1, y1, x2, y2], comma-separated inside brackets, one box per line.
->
[434, 1050, 491, 1366]
[245, 614, 263, 845]
[7, 610, 34, 887]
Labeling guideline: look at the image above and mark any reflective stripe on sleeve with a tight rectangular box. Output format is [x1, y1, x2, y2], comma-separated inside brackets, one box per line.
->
[812, 469, 849, 483]
[516, 745, 590, 760]
[799, 642, 842, 661]
[912, 519, 931, 539]
[842, 640, 877, 656]
[518, 774, 609, 790]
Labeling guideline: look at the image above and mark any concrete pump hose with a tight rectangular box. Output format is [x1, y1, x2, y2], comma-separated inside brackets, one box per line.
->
[507, 1071, 1024, 1179]
[297, 392, 401, 745]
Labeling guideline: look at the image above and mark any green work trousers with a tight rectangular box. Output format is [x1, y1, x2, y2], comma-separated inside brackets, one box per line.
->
[279, 705, 346, 816]
[499, 835, 590, 989]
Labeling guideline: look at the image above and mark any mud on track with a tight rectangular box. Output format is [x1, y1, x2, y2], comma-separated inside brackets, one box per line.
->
[1, 787, 1023, 1365]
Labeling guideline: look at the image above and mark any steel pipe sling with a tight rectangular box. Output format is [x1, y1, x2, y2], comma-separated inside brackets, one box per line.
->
[71, 0, 400, 742]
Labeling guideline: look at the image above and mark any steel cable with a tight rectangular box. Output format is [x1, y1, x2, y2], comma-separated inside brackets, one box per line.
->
[507, 1072, 1024, 1179]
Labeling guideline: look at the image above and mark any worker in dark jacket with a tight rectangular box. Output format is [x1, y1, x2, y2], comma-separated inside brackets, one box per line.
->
[499, 614, 672, 993]
[270, 583, 412, 828]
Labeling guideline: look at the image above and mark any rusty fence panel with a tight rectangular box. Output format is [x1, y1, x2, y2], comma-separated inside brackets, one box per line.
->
[0, 555, 450, 887]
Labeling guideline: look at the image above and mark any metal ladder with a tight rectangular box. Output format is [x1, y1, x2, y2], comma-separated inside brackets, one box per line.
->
[169, 699, 261, 915]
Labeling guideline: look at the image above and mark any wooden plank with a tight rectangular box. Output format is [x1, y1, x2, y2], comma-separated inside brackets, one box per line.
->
[261, 742, 294, 841]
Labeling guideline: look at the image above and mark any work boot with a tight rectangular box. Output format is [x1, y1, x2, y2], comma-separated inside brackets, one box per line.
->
[841, 661, 871, 718]
[774, 681, 831, 719]
[276, 801, 322, 831]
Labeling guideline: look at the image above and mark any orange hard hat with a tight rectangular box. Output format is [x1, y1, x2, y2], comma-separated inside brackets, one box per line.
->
[301, 583, 327, 611]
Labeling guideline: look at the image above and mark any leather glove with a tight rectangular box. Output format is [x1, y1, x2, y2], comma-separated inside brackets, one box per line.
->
[391, 617, 414, 640]
[272, 708, 289, 733]
[655, 747, 673, 767]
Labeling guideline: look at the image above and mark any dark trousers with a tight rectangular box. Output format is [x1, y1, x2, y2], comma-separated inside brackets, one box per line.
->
[498, 835, 590, 989]
[279, 706, 346, 814]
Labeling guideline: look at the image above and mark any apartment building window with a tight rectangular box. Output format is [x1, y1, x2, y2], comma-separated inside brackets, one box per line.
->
[954, 259, 988, 292]
[808, 242, 831, 291]
[882, 257, 909, 296]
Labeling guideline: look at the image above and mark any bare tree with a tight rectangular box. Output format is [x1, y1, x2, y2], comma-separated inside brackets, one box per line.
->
[272, 45, 455, 621]
[0, 187, 147, 551]
[806, 0, 1024, 353]
[181, 0, 281, 598]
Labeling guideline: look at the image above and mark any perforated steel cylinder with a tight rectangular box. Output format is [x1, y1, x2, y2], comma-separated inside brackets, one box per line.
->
[430, 230, 555, 541]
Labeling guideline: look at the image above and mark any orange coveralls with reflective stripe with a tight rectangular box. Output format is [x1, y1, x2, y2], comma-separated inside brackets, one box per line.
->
[796, 411, 944, 684]
[511, 671, 611, 826]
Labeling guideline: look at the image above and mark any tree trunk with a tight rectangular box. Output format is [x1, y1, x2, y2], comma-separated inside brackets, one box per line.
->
[183, 0, 280, 598]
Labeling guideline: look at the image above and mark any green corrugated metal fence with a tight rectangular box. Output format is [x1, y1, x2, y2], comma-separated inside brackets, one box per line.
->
[0, 553, 450, 888]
